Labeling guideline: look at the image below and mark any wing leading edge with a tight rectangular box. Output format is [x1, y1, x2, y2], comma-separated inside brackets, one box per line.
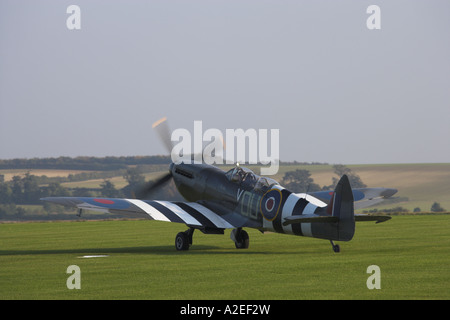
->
[41, 197, 235, 230]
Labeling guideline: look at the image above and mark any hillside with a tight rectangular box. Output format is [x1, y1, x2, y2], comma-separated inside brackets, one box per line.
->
[1, 161, 449, 219]
[275, 163, 450, 212]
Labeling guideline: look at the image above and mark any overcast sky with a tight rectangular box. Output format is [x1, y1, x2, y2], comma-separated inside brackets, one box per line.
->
[1, 1, 449, 165]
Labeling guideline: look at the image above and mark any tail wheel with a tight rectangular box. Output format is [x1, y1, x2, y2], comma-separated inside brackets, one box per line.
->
[330, 240, 340, 253]
[234, 230, 249, 249]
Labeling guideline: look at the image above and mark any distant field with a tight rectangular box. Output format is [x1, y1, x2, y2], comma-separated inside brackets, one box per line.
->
[0, 169, 91, 181]
[273, 163, 450, 213]
[1, 215, 449, 300]
[348, 163, 450, 212]
[3, 163, 450, 214]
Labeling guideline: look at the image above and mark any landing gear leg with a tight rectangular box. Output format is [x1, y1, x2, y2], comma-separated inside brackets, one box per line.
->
[330, 240, 340, 253]
[231, 228, 249, 249]
[175, 228, 195, 251]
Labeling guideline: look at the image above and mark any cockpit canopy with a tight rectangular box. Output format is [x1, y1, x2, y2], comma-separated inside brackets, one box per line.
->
[225, 166, 279, 193]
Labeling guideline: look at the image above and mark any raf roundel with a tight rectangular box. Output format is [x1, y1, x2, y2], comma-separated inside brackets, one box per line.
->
[260, 188, 282, 221]
[265, 197, 275, 212]
[93, 198, 115, 205]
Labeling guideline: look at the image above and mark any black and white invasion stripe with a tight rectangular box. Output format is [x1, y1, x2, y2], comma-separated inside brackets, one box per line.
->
[128, 199, 235, 229]
[262, 186, 327, 237]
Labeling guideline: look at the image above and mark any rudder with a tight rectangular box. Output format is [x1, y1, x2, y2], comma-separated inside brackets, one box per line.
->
[328, 175, 355, 241]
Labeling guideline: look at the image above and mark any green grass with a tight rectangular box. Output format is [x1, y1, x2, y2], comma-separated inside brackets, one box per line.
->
[1, 215, 449, 299]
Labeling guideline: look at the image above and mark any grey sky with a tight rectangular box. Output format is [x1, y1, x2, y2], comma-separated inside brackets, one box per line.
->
[1, 1, 449, 165]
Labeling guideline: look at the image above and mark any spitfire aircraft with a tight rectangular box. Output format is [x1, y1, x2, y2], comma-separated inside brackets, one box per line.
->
[42, 119, 397, 253]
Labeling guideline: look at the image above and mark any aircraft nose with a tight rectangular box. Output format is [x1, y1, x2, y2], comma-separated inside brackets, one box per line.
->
[170, 162, 195, 179]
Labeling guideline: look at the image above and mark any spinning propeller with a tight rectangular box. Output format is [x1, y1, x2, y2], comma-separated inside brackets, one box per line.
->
[134, 117, 174, 199]
[135, 117, 228, 199]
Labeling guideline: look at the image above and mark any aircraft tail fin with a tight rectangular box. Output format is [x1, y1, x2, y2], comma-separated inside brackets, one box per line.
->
[326, 175, 355, 241]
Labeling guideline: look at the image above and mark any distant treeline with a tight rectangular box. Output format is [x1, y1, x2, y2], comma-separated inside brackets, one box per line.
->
[0, 156, 330, 171]
[0, 156, 172, 171]
[279, 161, 329, 166]
[0, 166, 182, 220]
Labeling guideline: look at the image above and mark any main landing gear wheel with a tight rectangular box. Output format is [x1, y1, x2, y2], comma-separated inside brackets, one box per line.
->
[330, 240, 340, 253]
[232, 228, 249, 249]
[175, 228, 194, 251]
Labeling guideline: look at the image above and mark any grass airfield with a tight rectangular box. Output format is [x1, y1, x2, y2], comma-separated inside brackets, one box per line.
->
[1, 215, 449, 300]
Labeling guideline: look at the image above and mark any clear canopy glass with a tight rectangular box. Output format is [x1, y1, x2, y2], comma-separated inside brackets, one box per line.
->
[225, 166, 279, 193]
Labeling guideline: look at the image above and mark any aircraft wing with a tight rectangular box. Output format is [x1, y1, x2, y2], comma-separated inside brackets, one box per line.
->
[41, 197, 235, 230]
[308, 188, 398, 209]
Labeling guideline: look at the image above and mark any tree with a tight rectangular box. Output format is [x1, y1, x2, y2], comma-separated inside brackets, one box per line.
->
[44, 182, 71, 197]
[100, 180, 120, 198]
[11, 176, 23, 204]
[430, 202, 445, 213]
[0, 203, 21, 218]
[0, 181, 12, 204]
[281, 169, 321, 193]
[23, 172, 41, 204]
[324, 164, 367, 189]
[123, 168, 146, 187]
[122, 168, 146, 198]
